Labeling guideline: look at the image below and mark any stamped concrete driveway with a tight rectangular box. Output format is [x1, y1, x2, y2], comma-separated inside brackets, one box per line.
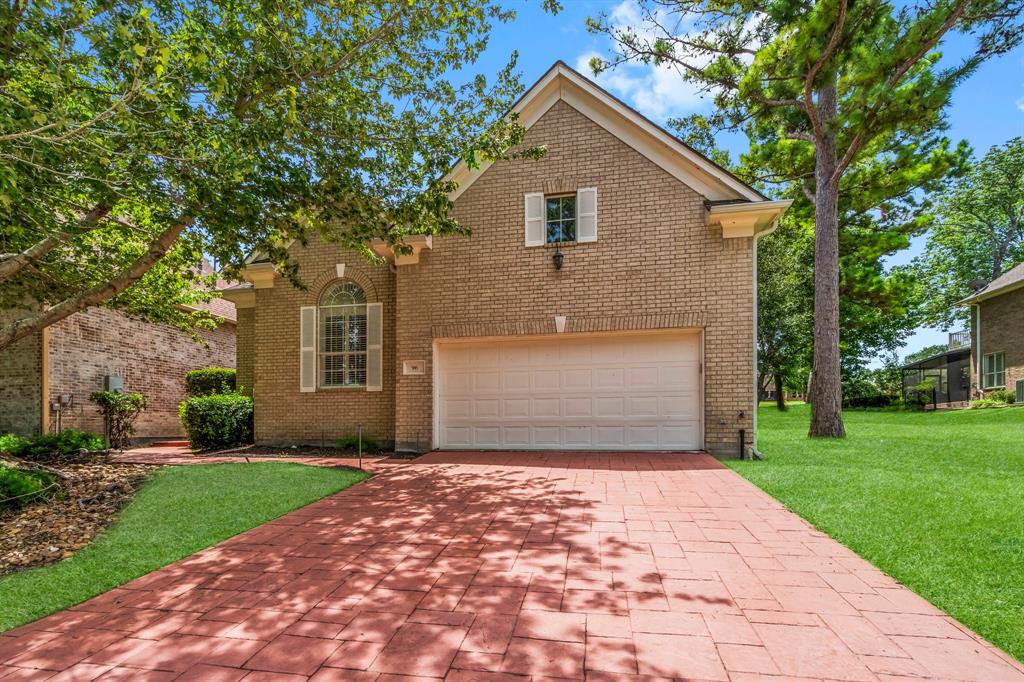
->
[2, 452, 1022, 682]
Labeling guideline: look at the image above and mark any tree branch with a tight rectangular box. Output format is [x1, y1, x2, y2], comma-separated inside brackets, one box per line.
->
[0, 203, 113, 282]
[0, 212, 194, 351]
[831, 0, 971, 181]
[804, 0, 848, 139]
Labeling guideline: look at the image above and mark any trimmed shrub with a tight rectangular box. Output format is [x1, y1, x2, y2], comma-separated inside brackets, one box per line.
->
[8, 429, 105, 463]
[986, 388, 1015, 404]
[179, 393, 253, 450]
[0, 465, 57, 510]
[90, 391, 147, 449]
[185, 367, 237, 397]
[336, 434, 385, 453]
[843, 394, 896, 409]
[0, 433, 30, 455]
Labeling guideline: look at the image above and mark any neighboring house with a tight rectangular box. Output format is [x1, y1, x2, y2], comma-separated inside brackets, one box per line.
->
[960, 261, 1024, 401]
[0, 294, 236, 441]
[223, 62, 790, 457]
[900, 331, 972, 407]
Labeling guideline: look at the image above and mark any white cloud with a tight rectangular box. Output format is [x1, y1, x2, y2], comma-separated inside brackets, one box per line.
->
[573, 1, 712, 122]
[1017, 95, 1024, 112]
[575, 0, 765, 123]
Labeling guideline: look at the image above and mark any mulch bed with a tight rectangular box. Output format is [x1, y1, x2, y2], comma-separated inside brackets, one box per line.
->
[0, 462, 156, 575]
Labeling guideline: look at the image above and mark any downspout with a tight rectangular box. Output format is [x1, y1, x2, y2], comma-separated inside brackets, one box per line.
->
[40, 326, 50, 436]
[749, 228, 769, 461]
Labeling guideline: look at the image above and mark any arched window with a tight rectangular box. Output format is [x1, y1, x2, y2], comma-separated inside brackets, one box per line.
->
[319, 280, 367, 387]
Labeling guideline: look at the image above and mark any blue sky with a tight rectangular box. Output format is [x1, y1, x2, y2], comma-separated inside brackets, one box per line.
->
[472, 0, 1024, 364]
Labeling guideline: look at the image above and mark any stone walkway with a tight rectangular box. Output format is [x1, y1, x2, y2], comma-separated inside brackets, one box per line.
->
[1, 452, 1021, 681]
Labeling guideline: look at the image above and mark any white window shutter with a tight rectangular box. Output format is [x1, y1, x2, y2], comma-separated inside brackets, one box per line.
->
[577, 187, 597, 243]
[299, 306, 317, 393]
[524, 192, 544, 247]
[366, 302, 383, 392]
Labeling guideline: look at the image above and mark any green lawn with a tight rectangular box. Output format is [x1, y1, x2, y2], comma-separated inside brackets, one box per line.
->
[730, 404, 1024, 661]
[0, 462, 368, 631]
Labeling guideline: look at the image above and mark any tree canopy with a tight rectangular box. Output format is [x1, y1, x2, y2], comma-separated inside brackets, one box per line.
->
[914, 137, 1024, 329]
[588, 0, 1023, 436]
[0, 0, 553, 350]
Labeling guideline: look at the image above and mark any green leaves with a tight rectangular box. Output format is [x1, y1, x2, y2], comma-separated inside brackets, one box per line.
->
[1, 0, 545, 348]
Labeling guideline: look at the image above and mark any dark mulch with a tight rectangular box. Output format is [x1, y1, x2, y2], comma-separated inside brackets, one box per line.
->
[0, 462, 156, 574]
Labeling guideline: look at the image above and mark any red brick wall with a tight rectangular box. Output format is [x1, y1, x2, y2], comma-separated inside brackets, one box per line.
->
[0, 330, 42, 437]
[47, 307, 236, 439]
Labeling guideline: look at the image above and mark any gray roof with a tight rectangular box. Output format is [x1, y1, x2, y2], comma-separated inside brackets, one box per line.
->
[959, 261, 1024, 304]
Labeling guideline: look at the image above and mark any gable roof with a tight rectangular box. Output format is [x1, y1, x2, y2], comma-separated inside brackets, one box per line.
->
[243, 61, 782, 268]
[959, 261, 1024, 304]
[445, 61, 768, 203]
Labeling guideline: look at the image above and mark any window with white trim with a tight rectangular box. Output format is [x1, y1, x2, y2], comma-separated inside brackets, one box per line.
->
[319, 281, 367, 387]
[546, 194, 577, 243]
[982, 351, 1005, 389]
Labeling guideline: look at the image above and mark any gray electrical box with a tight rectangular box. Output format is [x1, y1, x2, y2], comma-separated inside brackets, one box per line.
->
[103, 375, 124, 392]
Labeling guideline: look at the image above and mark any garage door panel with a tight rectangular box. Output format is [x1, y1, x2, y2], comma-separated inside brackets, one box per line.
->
[532, 370, 558, 390]
[503, 370, 531, 391]
[595, 368, 624, 388]
[564, 426, 592, 446]
[438, 332, 701, 450]
[475, 399, 500, 418]
[595, 426, 626, 447]
[564, 398, 592, 417]
[503, 398, 530, 418]
[627, 426, 660, 446]
[595, 396, 625, 417]
[502, 426, 531, 447]
[534, 426, 561, 446]
[534, 397, 561, 416]
[563, 368, 592, 389]
[627, 396, 659, 417]
[662, 395, 698, 418]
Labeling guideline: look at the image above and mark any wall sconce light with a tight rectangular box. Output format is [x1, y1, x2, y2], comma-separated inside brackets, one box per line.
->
[552, 247, 564, 270]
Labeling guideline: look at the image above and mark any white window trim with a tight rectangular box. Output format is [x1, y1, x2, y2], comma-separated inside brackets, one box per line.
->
[982, 351, 1005, 389]
[545, 192, 578, 245]
[318, 302, 369, 389]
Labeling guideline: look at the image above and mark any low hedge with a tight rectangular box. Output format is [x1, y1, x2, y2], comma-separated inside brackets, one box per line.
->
[179, 393, 253, 450]
[0, 465, 57, 511]
[185, 367, 237, 397]
[0, 429, 105, 463]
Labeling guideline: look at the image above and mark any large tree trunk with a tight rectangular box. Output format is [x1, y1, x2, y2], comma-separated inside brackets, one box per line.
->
[774, 373, 786, 411]
[808, 84, 846, 437]
[0, 214, 193, 351]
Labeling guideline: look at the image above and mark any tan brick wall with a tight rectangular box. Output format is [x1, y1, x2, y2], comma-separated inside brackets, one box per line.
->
[249, 243, 396, 446]
[46, 307, 236, 439]
[236, 307, 255, 395]
[0, 330, 42, 437]
[393, 99, 755, 455]
[975, 287, 1024, 395]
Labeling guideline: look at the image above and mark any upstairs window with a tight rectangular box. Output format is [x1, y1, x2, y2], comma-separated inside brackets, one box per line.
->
[983, 352, 1005, 389]
[319, 281, 367, 387]
[546, 194, 577, 243]
[524, 188, 597, 247]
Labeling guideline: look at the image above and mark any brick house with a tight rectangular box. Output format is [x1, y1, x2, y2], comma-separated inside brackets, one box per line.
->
[961, 261, 1024, 400]
[223, 62, 790, 457]
[0, 298, 236, 441]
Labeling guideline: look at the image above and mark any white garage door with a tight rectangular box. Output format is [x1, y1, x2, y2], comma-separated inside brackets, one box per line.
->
[436, 331, 702, 450]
